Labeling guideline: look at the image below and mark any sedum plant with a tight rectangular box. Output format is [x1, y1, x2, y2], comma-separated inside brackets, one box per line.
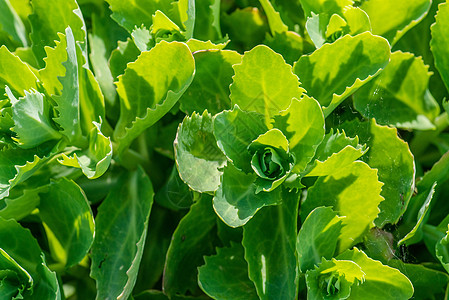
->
[0, 0, 449, 299]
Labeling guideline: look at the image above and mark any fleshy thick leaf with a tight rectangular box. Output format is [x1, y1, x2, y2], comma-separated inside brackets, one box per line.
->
[293, 32, 390, 116]
[58, 122, 112, 179]
[0, 0, 27, 47]
[431, 1, 449, 92]
[0, 186, 46, 221]
[242, 188, 299, 299]
[304, 129, 367, 177]
[198, 243, 258, 300]
[213, 106, 268, 173]
[436, 224, 449, 274]
[354, 51, 439, 130]
[174, 111, 226, 193]
[339, 119, 416, 227]
[0, 218, 61, 299]
[359, 0, 432, 45]
[39, 178, 94, 267]
[299, 0, 352, 17]
[301, 161, 384, 252]
[337, 248, 414, 299]
[213, 164, 282, 228]
[259, 0, 288, 35]
[8, 88, 60, 148]
[273, 96, 325, 173]
[230, 45, 304, 125]
[113, 41, 195, 156]
[179, 50, 242, 115]
[297, 207, 344, 272]
[0, 46, 38, 96]
[90, 167, 154, 300]
[29, 0, 86, 67]
[163, 194, 217, 297]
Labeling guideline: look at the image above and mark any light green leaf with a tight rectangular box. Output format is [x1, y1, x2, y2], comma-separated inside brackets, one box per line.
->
[306, 258, 364, 300]
[301, 161, 384, 252]
[58, 122, 112, 179]
[0, 218, 61, 299]
[398, 182, 436, 246]
[339, 119, 415, 227]
[39, 178, 94, 268]
[0, 0, 27, 47]
[198, 243, 258, 300]
[388, 260, 449, 299]
[354, 51, 438, 130]
[297, 207, 345, 272]
[259, 0, 288, 35]
[8, 88, 60, 149]
[213, 164, 282, 228]
[179, 50, 242, 115]
[213, 105, 268, 173]
[113, 41, 195, 156]
[230, 45, 304, 126]
[293, 32, 390, 117]
[242, 188, 299, 299]
[0, 46, 38, 96]
[299, 0, 352, 17]
[273, 96, 325, 173]
[53, 27, 83, 144]
[359, 0, 432, 45]
[431, 1, 449, 92]
[90, 167, 154, 300]
[39, 32, 67, 96]
[29, 0, 86, 67]
[175, 0, 195, 39]
[105, 0, 171, 33]
[163, 194, 217, 297]
[304, 128, 366, 177]
[185, 39, 229, 52]
[337, 248, 414, 299]
[174, 111, 227, 193]
[0, 186, 46, 221]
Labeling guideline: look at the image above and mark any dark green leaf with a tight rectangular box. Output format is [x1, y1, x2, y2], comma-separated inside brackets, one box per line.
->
[431, 1, 449, 92]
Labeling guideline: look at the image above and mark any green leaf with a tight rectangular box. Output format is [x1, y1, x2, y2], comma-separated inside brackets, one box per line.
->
[359, 0, 432, 45]
[398, 182, 436, 246]
[29, 0, 86, 67]
[113, 41, 195, 156]
[354, 51, 439, 130]
[388, 260, 449, 299]
[185, 39, 229, 52]
[259, 0, 288, 35]
[306, 258, 364, 300]
[192, 0, 222, 41]
[179, 50, 242, 115]
[338, 119, 415, 227]
[242, 188, 299, 299]
[263, 31, 315, 65]
[299, 0, 352, 17]
[155, 166, 194, 211]
[337, 248, 414, 299]
[0, 186, 46, 221]
[105, 0, 171, 33]
[109, 38, 140, 80]
[431, 1, 449, 92]
[39, 178, 94, 267]
[213, 105, 268, 173]
[7, 88, 60, 149]
[0, 218, 61, 299]
[273, 96, 325, 173]
[293, 32, 390, 117]
[0, 0, 27, 47]
[304, 129, 367, 177]
[436, 224, 449, 274]
[198, 243, 258, 300]
[0, 46, 38, 97]
[301, 161, 384, 252]
[90, 167, 154, 300]
[163, 194, 218, 297]
[230, 44, 304, 125]
[58, 122, 112, 179]
[213, 164, 282, 228]
[297, 207, 344, 272]
[174, 111, 227, 193]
